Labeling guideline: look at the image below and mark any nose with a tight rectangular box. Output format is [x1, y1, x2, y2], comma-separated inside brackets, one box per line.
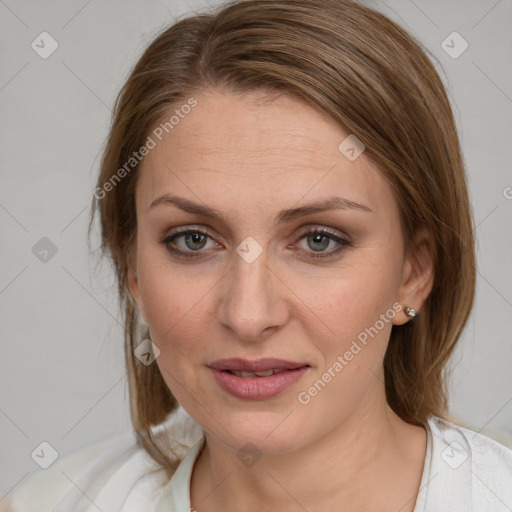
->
[216, 244, 290, 342]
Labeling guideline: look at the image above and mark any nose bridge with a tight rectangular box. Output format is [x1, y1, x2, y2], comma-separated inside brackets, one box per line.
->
[219, 240, 287, 340]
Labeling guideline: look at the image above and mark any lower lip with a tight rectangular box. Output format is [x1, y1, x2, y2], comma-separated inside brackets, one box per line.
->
[209, 367, 309, 400]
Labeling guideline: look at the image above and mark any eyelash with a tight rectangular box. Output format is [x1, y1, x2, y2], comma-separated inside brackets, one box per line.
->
[158, 226, 353, 260]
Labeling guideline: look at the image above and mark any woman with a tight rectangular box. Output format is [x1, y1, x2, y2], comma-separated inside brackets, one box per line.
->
[5, 0, 512, 510]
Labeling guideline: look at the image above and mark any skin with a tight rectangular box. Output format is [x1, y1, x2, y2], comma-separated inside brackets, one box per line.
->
[128, 87, 435, 511]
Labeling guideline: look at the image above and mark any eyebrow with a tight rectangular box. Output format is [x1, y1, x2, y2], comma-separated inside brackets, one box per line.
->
[148, 194, 372, 224]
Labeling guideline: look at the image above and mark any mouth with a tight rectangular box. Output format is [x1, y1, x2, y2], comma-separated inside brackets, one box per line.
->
[208, 357, 310, 373]
[223, 368, 289, 377]
[207, 358, 310, 399]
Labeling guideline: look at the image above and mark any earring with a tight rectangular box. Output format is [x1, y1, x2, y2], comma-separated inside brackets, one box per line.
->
[404, 306, 417, 318]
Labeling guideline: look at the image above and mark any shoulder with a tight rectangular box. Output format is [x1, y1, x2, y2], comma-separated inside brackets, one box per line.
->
[3, 408, 204, 512]
[429, 415, 512, 465]
[3, 432, 143, 512]
[425, 415, 512, 511]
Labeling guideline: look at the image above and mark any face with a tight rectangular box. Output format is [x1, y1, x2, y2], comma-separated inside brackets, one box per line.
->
[128, 88, 430, 455]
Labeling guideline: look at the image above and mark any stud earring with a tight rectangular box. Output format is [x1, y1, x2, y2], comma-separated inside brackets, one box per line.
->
[404, 306, 417, 318]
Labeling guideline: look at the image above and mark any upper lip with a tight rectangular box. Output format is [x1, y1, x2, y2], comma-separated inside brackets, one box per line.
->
[208, 358, 309, 372]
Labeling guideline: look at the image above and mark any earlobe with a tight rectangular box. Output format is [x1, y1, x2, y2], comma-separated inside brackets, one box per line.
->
[393, 228, 435, 326]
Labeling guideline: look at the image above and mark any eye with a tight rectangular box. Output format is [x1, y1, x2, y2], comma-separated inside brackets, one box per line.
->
[159, 227, 219, 259]
[159, 226, 352, 260]
[293, 227, 352, 259]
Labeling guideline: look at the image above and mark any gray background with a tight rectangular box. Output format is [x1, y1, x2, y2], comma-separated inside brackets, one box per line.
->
[1, 0, 511, 499]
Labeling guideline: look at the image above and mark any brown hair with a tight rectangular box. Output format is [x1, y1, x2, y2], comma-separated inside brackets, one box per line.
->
[89, 0, 476, 476]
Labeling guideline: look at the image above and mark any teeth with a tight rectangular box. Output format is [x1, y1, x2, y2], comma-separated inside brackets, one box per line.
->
[254, 369, 275, 377]
[229, 369, 283, 377]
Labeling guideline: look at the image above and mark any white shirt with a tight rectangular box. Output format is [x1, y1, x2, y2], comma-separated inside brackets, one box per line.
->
[4, 410, 512, 511]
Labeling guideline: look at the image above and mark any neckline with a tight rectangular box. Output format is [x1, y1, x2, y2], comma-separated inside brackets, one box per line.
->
[155, 435, 206, 512]
[156, 417, 435, 512]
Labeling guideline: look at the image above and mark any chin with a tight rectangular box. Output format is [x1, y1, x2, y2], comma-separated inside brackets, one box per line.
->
[202, 406, 310, 456]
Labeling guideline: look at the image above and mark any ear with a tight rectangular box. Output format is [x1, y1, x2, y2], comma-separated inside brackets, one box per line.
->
[127, 244, 148, 325]
[393, 227, 435, 325]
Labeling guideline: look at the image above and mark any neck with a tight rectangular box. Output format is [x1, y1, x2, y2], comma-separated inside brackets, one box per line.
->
[190, 385, 427, 512]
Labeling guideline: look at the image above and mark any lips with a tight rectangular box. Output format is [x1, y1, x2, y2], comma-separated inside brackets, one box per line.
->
[208, 360, 310, 400]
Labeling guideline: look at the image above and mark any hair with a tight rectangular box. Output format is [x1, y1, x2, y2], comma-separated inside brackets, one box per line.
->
[88, 0, 476, 477]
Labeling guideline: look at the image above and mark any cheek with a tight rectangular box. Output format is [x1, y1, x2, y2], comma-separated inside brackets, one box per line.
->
[136, 248, 216, 365]
[306, 245, 402, 365]
[295, 265, 400, 416]
[136, 242, 193, 326]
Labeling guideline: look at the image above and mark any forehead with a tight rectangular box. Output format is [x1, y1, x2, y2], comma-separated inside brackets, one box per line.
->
[136, 89, 393, 217]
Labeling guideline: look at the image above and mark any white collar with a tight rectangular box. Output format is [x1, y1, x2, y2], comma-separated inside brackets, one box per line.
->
[155, 435, 205, 512]
[154, 416, 511, 511]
